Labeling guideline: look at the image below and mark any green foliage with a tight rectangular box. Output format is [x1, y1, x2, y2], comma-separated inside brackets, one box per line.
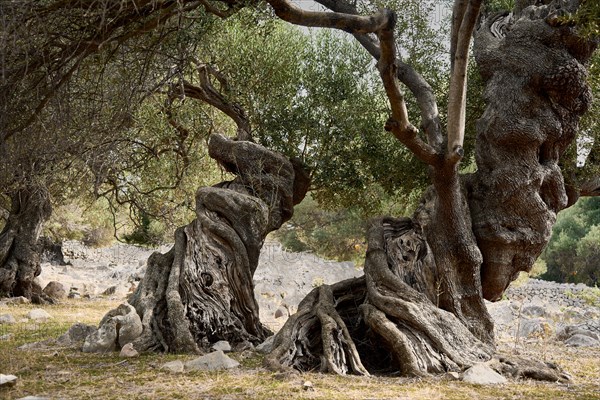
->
[196, 6, 446, 214]
[275, 195, 367, 263]
[541, 197, 600, 286]
[44, 198, 116, 247]
[123, 212, 167, 247]
[274, 192, 419, 264]
[568, 0, 600, 38]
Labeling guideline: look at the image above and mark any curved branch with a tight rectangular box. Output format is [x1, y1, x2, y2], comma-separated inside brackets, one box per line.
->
[267, 0, 391, 33]
[377, 16, 439, 165]
[178, 65, 252, 141]
[315, 0, 443, 151]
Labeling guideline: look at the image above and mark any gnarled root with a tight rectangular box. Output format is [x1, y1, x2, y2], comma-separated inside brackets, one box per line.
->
[491, 355, 571, 382]
[266, 217, 494, 376]
[265, 277, 369, 375]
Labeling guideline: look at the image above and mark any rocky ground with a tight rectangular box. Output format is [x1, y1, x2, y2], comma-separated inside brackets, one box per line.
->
[33, 239, 599, 348]
[1, 240, 599, 398]
[35, 239, 363, 332]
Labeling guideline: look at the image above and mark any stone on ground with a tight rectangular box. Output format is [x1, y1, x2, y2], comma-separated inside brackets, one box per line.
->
[6, 296, 30, 305]
[161, 360, 185, 373]
[0, 314, 16, 324]
[211, 340, 232, 353]
[0, 374, 17, 387]
[82, 303, 142, 353]
[82, 318, 118, 353]
[565, 334, 600, 347]
[119, 343, 139, 357]
[104, 303, 143, 348]
[27, 309, 52, 321]
[57, 323, 97, 347]
[462, 363, 507, 385]
[184, 350, 240, 371]
[42, 281, 67, 300]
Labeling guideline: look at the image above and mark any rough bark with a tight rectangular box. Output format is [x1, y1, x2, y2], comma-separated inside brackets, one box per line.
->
[0, 184, 52, 303]
[100, 134, 309, 353]
[469, 1, 597, 301]
[265, 0, 595, 381]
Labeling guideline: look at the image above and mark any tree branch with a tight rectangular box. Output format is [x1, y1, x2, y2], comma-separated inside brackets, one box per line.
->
[178, 64, 252, 141]
[446, 0, 482, 162]
[315, 0, 443, 151]
[267, 0, 391, 34]
[377, 15, 438, 166]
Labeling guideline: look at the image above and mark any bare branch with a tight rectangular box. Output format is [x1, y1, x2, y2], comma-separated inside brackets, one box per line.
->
[377, 14, 439, 166]
[450, 0, 468, 72]
[446, 0, 482, 162]
[314, 0, 443, 151]
[267, 0, 391, 33]
[178, 65, 252, 141]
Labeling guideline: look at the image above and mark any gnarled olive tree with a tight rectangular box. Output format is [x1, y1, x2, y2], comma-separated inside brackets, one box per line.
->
[263, 0, 598, 379]
[94, 67, 310, 352]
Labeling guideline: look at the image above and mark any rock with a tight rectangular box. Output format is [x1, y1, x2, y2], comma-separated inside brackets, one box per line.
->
[256, 335, 275, 354]
[120, 343, 139, 358]
[0, 314, 16, 324]
[184, 350, 240, 371]
[211, 340, 232, 353]
[0, 333, 14, 341]
[556, 325, 600, 342]
[83, 318, 118, 353]
[521, 305, 546, 318]
[302, 380, 314, 391]
[161, 360, 185, 373]
[444, 372, 461, 381]
[0, 374, 17, 387]
[27, 309, 52, 321]
[43, 281, 66, 300]
[110, 303, 143, 347]
[102, 286, 117, 296]
[16, 397, 50, 400]
[462, 363, 507, 385]
[233, 340, 254, 352]
[564, 334, 600, 347]
[517, 318, 547, 338]
[6, 296, 30, 305]
[56, 323, 97, 347]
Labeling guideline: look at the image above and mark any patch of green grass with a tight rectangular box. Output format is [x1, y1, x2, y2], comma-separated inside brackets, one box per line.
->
[1, 300, 599, 399]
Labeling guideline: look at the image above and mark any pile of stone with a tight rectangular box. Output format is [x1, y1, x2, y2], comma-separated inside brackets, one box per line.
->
[505, 279, 592, 308]
[487, 278, 599, 347]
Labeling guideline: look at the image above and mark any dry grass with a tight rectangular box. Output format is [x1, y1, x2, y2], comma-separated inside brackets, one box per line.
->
[1, 300, 599, 400]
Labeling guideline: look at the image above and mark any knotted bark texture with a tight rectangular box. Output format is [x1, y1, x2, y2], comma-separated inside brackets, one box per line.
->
[0, 184, 53, 303]
[266, 199, 494, 377]
[469, 1, 597, 301]
[97, 134, 309, 353]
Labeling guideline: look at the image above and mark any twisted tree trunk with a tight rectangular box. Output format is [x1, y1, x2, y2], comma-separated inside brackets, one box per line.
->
[98, 134, 309, 353]
[265, 0, 595, 380]
[0, 184, 52, 302]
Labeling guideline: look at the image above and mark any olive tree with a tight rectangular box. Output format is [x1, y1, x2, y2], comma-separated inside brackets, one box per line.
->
[261, 0, 599, 379]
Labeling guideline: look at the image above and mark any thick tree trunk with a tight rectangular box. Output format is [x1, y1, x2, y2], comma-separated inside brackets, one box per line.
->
[0, 184, 52, 302]
[469, 3, 596, 301]
[95, 134, 309, 353]
[266, 0, 595, 380]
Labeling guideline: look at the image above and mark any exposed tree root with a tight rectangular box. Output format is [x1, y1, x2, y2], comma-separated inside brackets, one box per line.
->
[266, 217, 494, 376]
